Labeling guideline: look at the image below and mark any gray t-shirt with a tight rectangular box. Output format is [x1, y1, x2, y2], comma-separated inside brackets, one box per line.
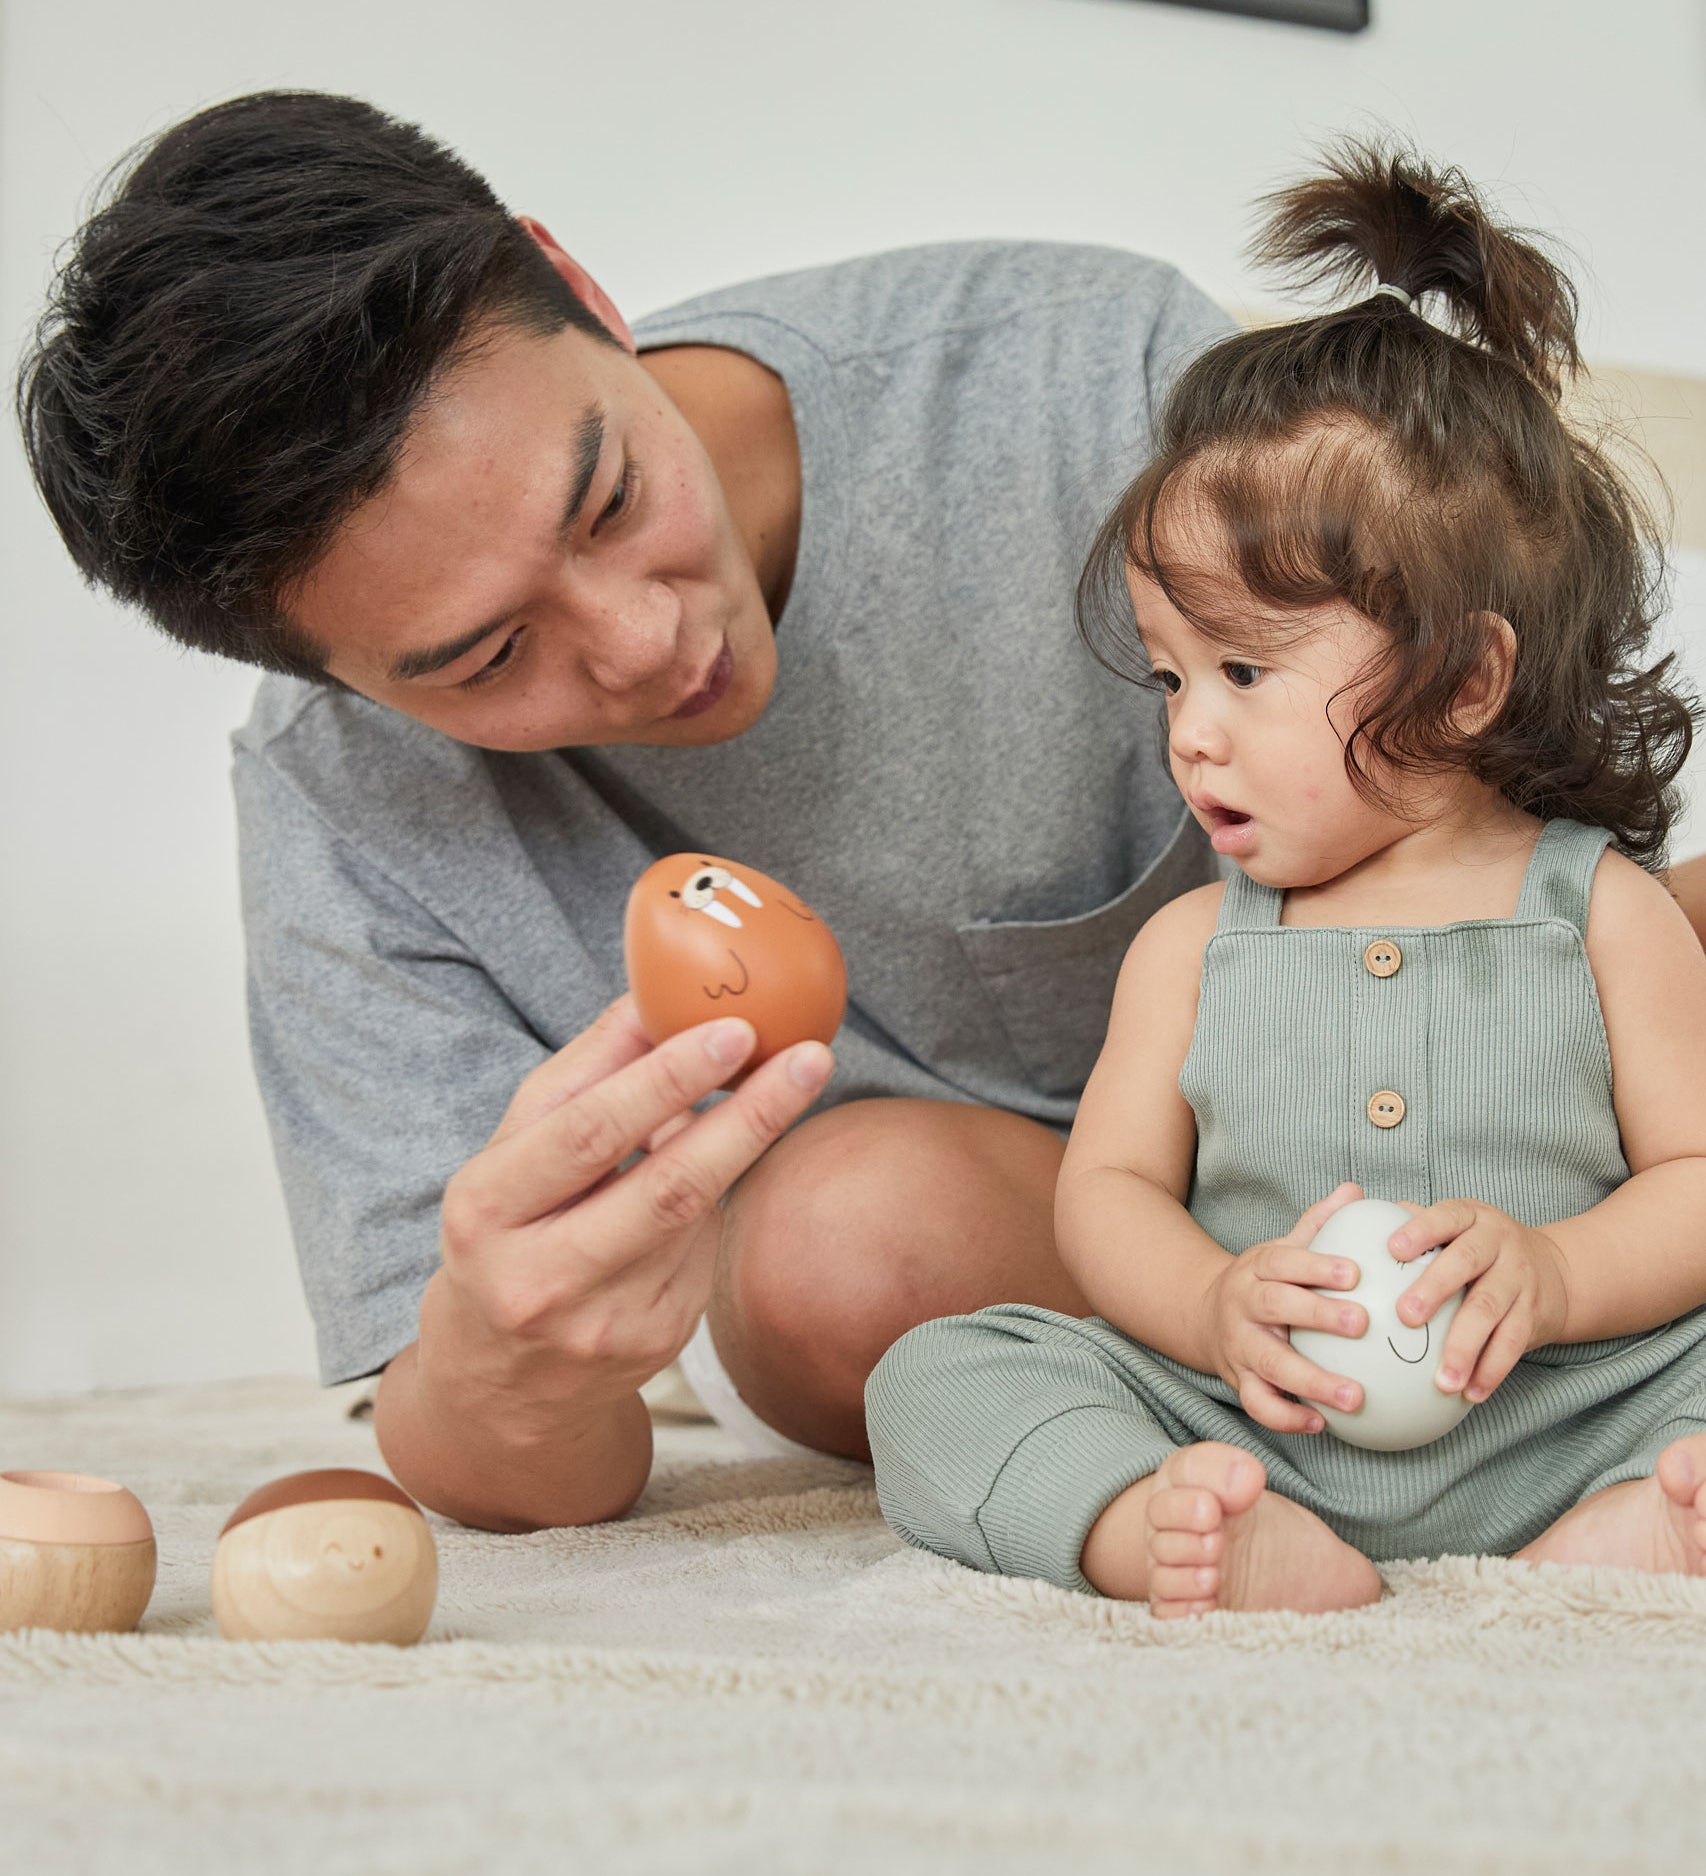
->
[232, 240, 1234, 1385]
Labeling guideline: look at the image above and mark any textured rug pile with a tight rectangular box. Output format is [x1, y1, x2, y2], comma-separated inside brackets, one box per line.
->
[1, 1372, 1703, 1873]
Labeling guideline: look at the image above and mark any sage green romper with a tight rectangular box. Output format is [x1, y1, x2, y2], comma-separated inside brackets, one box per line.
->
[867, 818, 1706, 1591]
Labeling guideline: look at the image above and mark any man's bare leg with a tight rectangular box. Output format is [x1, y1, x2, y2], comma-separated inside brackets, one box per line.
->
[1513, 1432, 1706, 1576]
[702, 1097, 1087, 1459]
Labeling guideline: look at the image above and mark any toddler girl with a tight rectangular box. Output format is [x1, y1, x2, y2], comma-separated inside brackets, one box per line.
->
[865, 140, 1706, 1616]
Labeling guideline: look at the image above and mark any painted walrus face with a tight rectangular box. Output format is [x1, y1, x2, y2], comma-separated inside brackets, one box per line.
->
[623, 854, 847, 1079]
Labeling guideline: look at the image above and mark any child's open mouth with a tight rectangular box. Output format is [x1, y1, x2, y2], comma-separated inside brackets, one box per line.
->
[1204, 806, 1256, 853]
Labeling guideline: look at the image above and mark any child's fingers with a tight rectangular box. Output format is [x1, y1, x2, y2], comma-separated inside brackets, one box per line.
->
[1258, 1246, 1363, 1294]
[1431, 1278, 1516, 1395]
[1253, 1277, 1367, 1341]
[1287, 1182, 1364, 1244]
[1441, 1298, 1523, 1403]
[1396, 1236, 1494, 1326]
[1239, 1373, 1327, 1435]
[1462, 1308, 1529, 1403]
[1386, 1199, 1473, 1263]
[1236, 1323, 1361, 1419]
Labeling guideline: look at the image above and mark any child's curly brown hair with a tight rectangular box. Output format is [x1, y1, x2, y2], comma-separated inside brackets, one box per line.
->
[1077, 136, 1696, 869]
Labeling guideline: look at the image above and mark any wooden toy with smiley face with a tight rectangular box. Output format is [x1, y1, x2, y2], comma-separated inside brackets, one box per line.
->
[624, 854, 847, 1083]
[211, 1469, 437, 1645]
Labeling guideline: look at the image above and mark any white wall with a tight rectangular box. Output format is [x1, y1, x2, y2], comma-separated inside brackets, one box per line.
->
[3, 0, 1705, 1394]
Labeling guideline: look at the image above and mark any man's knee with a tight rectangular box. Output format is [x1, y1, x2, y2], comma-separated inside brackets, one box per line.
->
[708, 1097, 1080, 1451]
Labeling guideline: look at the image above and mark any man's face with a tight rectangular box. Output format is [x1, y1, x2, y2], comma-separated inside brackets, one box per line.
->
[288, 319, 777, 752]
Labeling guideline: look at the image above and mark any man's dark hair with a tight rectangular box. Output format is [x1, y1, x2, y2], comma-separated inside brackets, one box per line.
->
[16, 90, 617, 679]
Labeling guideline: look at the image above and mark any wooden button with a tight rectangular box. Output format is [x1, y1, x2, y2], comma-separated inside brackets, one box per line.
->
[1367, 1090, 1406, 1129]
[1363, 939, 1402, 978]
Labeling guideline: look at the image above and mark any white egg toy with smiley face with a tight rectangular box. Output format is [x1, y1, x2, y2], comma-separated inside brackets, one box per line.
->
[1288, 1197, 1473, 1451]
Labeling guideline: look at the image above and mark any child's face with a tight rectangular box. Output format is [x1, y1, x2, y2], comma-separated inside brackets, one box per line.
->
[1126, 558, 1423, 892]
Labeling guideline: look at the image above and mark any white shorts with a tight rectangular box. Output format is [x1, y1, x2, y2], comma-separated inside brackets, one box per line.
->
[676, 1315, 824, 1461]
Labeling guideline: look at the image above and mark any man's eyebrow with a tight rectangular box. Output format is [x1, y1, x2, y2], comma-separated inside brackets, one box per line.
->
[386, 407, 607, 683]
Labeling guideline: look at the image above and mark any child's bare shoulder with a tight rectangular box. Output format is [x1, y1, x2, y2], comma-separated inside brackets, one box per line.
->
[1121, 881, 1225, 981]
[1584, 847, 1705, 977]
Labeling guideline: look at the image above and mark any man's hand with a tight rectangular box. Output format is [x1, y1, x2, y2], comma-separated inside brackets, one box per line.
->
[379, 993, 833, 1529]
[426, 992, 834, 1418]
[1199, 1182, 1369, 1433]
[1384, 1199, 1568, 1405]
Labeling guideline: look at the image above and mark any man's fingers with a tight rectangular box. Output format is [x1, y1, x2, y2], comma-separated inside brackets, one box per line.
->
[461, 1016, 759, 1231]
[561, 1042, 832, 1284]
[489, 993, 657, 1146]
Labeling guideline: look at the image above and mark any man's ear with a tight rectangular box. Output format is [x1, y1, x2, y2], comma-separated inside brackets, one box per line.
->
[1453, 614, 1517, 735]
[516, 216, 637, 354]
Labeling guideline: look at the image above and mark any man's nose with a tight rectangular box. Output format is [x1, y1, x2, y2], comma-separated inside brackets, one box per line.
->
[576, 580, 684, 695]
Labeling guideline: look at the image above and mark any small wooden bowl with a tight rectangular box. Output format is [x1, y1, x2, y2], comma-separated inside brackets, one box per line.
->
[0, 1470, 157, 1633]
[211, 1468, 437, 1645]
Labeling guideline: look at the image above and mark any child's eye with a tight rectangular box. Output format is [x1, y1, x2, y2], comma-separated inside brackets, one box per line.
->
[1224, 661, 1264, 689]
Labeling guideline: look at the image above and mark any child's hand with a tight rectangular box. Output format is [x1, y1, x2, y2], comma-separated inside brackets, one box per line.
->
[1384, 1200, 1569, 1403]
[1201, 1182, 1371, 1434]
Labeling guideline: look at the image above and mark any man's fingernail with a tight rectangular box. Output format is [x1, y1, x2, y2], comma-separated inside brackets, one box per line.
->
[704, 1021, 755, 1065]
[788, 1044, 832, 1090]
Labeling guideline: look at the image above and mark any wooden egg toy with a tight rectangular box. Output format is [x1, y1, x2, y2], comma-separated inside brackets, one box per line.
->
[624, 853, 847, 1083]
[211, 1469, 436, 1645]
[0, 1470, 156, 1633]
[1288, 1196, 1473, 1451]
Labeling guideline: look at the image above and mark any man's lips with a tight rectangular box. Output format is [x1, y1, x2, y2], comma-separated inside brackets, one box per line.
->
[667, 641, 733, 719]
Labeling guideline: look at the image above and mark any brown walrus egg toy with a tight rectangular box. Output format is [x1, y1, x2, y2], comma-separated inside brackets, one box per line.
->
[624, 854, 847, 1084]
[0, 1470, 156, 1633]
[211, 1469, 437, 1645]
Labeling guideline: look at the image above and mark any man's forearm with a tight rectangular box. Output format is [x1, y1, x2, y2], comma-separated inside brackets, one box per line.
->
[373, 1332, 654, 1533]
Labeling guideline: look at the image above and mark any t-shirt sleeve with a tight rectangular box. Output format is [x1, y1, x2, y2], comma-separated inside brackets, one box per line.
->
[234, 747, 558, 1385]
[1142, 265, 1240, 410]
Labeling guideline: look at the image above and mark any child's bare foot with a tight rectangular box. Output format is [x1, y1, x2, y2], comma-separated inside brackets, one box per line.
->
[1081, 1440, 1383, 1617]
[1515, 1431, 1706, 1576]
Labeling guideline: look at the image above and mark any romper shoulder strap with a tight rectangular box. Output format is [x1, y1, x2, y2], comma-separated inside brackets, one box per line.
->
[1212, 861, 1283, 933]
[1512, 818, 1617, 935]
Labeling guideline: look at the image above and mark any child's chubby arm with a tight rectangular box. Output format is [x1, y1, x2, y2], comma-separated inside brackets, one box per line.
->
[1056, 883, 1369, 1434]
[1391, 848, 1706, 1383]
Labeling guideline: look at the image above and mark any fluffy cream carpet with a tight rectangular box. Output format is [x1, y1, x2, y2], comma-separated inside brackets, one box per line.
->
[2, 1372, 1703, 1874]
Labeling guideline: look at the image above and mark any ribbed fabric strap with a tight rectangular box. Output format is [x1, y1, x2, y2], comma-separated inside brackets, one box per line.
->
[1513, 820, 1615, 933]
[1214, 856, 1281, 932]
[1212, 819, 1613, 937]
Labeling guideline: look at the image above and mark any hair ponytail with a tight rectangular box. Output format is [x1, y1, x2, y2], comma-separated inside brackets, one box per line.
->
[1253, 138, 1582, 401]
[1076, 133, 1695, 867]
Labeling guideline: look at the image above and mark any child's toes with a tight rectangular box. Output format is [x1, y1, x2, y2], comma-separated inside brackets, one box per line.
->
[1149, 1563, 1220, 1615]
[1655, 1433, 1706, 1513]
[1166, 1440, 1267, 1517]
[1148, 1527, 1222, 1568]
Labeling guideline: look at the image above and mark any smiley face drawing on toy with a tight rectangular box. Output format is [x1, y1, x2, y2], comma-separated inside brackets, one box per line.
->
[1289, 1201, 1473, 1451]
[623, 853, 848, 1080]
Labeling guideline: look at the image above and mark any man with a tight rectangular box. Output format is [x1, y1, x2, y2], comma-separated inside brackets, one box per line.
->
[47, 91, 1691, 1536]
